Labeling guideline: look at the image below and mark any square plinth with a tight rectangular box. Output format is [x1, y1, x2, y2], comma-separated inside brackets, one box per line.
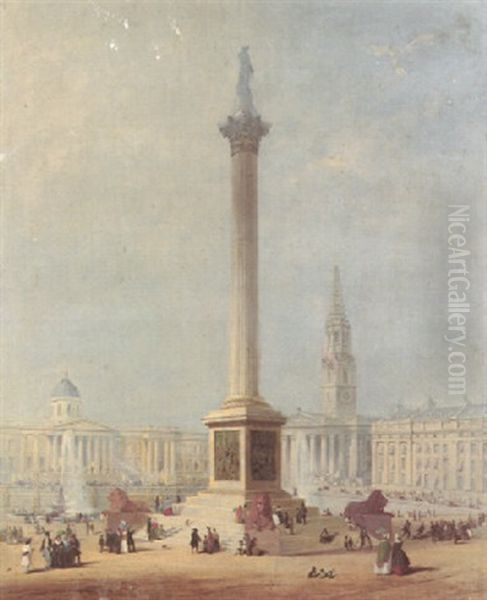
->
[203, 401, 286, 496]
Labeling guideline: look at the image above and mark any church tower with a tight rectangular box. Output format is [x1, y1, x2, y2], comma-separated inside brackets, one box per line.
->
[322, 266, 357, 420]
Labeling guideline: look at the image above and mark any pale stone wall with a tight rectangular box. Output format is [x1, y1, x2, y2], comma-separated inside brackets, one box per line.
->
[372, 413, 487, 499]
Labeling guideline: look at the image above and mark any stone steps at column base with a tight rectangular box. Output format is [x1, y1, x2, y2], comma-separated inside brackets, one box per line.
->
[151, 491, 318, 555]
[152, 513, 245, 554]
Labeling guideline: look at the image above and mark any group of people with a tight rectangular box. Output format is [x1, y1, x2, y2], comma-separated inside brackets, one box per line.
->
[374, 534, 410, 576]
[272, 500, 308, 535]
[274, 509, 295, 534]
[153, 494, 182, 515]
[100, 527, 136, 554]
[42, 531, 81, 569]
[430, 518, 473, 543]
[342, 526, 372, 551]
[295, 501, 308, 525]
[2, 525, 24, 544]
[20, 530, 82, 573]
[307, 566, 336, 579]
[235, 533, 265, 557]
[189, 527, 221, 554]
[147, 517, 165, 541]
[319, 527, 336, 544]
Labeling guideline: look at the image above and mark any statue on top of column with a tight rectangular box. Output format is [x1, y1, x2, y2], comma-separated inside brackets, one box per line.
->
[236, 46, 257, 116]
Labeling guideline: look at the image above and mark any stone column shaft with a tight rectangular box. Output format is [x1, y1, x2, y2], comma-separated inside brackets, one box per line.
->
[321, 434, 328, 473]
[329, 434, 335, 474]
[220, 111, 269, 405]
[395, 442, 401, 485]
[170, 440, 176, 477]
[154, 440, 160, 475]
[349, 434, 358, 479]
[228, 150, 259, 400]
[164, 440, 169, 479]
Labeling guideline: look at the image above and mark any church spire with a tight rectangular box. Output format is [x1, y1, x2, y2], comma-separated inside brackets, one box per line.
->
[322, 266, 357, 420]
[329, 265, 346, 318]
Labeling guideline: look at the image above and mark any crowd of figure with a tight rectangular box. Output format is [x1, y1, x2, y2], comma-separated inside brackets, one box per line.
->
[234, 533, 266, 556]
[20, 530, 82, 573]
[272, 500, 308, 535]
[2, 525, 25, 544]
[147, 517, 167, 541]
[153, 494, 182, 516]
[307, 566, 336, 579]
[99, 526, 136, 554]
[189, 527, 221, 554]
[382, 489, 483, 510]
[342, 526, 372, 551]
[399, 514, 481, 543]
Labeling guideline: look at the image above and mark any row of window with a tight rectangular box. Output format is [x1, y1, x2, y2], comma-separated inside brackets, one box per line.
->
[376, 441, 486, 455]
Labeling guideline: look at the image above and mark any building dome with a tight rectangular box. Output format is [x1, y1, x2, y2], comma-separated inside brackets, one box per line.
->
[51, 377, 80, 398]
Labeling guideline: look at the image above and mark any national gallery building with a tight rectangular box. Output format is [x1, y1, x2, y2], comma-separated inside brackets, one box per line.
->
[0, 377, 208, 491]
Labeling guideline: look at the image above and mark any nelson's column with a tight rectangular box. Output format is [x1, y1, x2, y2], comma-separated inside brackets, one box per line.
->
[203, 47, 286, 497]
[179, 49, 297, 552]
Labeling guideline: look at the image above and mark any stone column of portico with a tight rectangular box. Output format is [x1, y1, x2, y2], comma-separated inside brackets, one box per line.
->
[147, 440, 152, 474]
[372, 443, 381, 485]
[329, 434, 335, 474]
[348, 433, 358, 480]
[313, 435, 320, 475]
[33, 437, 40, 474]
[87, 437, 93, 474]
[281, 436, 287, 484]
[98, 438, 103, 474]
[105, 438, 110, 474]
[170, 440, 177, 480]
[93, 437, 99, 474]
[321, 434, 328, 474]
[154, 440, 160, 477]
[384, 443, 389, 485]
[289, 435, 297, 487]
[395, 442, 401, 486]
[46, 436, 52, 473]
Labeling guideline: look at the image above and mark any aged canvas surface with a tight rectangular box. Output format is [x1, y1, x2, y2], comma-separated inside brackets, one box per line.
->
[1, 1, 485, 599]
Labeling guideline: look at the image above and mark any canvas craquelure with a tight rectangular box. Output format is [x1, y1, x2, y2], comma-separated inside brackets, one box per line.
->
[0, 1, 485, 599]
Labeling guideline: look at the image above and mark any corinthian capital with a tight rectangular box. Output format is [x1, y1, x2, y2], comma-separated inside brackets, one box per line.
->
[219, 113, 270, 156]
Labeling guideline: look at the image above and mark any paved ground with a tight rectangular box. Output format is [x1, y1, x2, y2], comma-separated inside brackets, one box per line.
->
[0, 513, 485, 599]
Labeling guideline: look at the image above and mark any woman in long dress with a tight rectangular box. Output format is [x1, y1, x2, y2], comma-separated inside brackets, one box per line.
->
[374, 534, 392, 575]
[40, 533, 52, 570]
[21, 538, 33, 574]
[391, 534, 411, 575]
[120, 529, 128, 554]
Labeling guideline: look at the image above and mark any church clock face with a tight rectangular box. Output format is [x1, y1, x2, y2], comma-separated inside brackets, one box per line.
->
[343, 392, 350, 400]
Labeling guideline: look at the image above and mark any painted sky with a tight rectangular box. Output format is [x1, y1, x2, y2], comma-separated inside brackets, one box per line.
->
[2, 1, 485, 429]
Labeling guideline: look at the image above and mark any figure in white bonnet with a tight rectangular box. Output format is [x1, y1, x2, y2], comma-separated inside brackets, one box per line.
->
[374, 531, 392, 575]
